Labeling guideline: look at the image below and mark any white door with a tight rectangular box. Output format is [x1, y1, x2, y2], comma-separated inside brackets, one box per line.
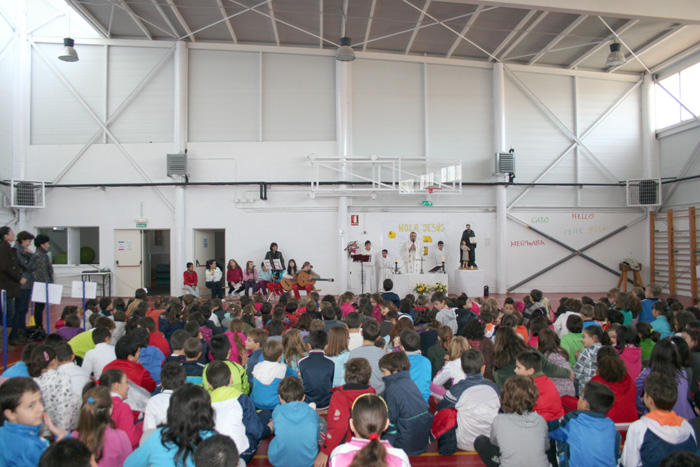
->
[193, 229, 216, 293]
[115, 230, 143, 296]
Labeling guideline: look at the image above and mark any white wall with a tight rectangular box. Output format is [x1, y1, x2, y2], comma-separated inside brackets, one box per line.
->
[659, 124, 700, 207]
[6, 16, 663, 296]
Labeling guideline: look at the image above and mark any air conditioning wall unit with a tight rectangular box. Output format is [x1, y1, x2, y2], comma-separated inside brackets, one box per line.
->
[626, 178, 661, 206]
[167, 153, 187, 176]
[4, 180, 45, 208]
[495, 152, 515, 174]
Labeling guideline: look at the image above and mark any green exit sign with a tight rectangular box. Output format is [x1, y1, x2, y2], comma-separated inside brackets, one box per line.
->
[136, 223, 147, 228]
[422, 201, 433, 207]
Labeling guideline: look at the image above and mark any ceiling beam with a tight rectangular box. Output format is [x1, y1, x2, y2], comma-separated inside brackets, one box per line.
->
[608, 24, 687, 72]
[446, 4, 484, 58]
[341, 0, 349, 38]
[319, 0, 323, 48]
[167, 0, 195, 42]
[405, 0, 431, 55]
[116, 0, 152, 40]
[150, 0, 179, 38]
[362, 0, 378, 51]
[651, 40, 700, 75]
[441, 0, 700, 24]
[567, 19, 638, 69]
[498, 10, 547, 60]
[268, 1, 280, 46]
[528, 14, 587, 65]
[215, 0, 238, 43]
[489, 9, 536, 61]
[66, 0, 109, 38]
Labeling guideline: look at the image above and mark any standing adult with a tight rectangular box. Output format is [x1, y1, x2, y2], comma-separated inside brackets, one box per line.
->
[460, 224, 477, 269]
[376, 249, 393, 292]
[361, 240, 376, 293]
[0, 227, 26, 349]
[264, 242, 285, 273]
[12, 230, 35, 344]
[400, 231, 422, 273]
[32, 234, 53, 331]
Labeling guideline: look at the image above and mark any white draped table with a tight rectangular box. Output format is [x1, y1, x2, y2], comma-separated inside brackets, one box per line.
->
[454, 269, 485, 297]
[390, 273, 448, 298]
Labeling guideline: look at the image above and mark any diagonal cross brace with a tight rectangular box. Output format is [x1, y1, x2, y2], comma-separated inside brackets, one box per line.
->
[507, 215, 646, 292]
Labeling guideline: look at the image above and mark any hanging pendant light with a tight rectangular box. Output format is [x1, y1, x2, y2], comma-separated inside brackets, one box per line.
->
[606, 42, 625, 67]
[336, 37, 356, 62]
[58, 37, 79, 62]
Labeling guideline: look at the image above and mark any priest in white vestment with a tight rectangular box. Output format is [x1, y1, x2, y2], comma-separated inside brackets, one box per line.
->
[400, 232, 423, 273]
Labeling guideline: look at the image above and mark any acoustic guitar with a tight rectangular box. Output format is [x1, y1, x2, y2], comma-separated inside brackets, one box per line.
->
[280, 272, 335, 290]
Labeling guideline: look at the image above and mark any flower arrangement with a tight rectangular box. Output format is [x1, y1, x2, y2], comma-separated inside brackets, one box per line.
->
[414, 283, 431, 295]
[432, 282, 448, 293]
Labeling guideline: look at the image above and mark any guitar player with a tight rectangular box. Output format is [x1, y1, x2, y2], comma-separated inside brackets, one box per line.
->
[292, 261, 319, 298]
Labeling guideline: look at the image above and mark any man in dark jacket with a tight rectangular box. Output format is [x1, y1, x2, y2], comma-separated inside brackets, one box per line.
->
[31, 234, 53, 330]
[460, 224, 477, 269]
[12, 231, 35, 344]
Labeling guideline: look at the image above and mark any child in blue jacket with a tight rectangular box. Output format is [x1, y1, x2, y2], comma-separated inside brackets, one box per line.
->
[298, 330, 335, 409]
[0, 378, 69, 467]
[379, 351, 433, 456]
[548, 381, 620, 467]
[399, 329, 431, 401]
[250, 340, 296, 411]
[268, 376, 320, 467]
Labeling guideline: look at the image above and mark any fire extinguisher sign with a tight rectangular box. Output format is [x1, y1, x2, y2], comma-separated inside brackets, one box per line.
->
[351, 215, 359, 226]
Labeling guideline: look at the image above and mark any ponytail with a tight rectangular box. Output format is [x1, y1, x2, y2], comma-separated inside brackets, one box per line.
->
[27, 345, 56, 377]
[76, 387, 114, 461]
[584, 326, 611, 346]
[348, 394, 389, 467]
[348, 433, 387, 467]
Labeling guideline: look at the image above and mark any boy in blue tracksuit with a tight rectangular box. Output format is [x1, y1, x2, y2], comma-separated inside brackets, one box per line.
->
[268, 376, 320, 467]
[379, 351, 433, 456]
[298, 330, 335, 409]
[639, 283, 661, 323]
[400, 329, 431, 402]
[250, 340, 296, 411]
[548, 381, 620, 467]
[245, 328, 267, 386]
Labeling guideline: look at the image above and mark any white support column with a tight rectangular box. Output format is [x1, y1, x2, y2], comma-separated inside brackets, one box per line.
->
[641, 73, 659, 179]
[172, 41, 188, 296]
[13, 1, 30, 231]
[493, 62, 508, 294]
[336, 59, 352, 294]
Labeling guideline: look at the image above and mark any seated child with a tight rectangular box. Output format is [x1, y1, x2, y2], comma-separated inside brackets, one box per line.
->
[184, 320, 210, 365]
[138, 317, 170, 357]
[431, 336, 469, 399]
[69, 316, 115, 360]
[203, 361, 250, 455]
[573, 326, 610, 394]
[432, 292, 458, 334]
[102, 334, 156, 393]
[651, 301, 673, 340]
[56, 313, 82, 342]
[39, 438, 95, 467]
[268, 377, 320, 467]
[622, 373, 698, 466]
[437, 348, 500, 452]
[474, 376, 549, 467]
[80, 327, 115, 379]
[144, 362, 187, 432]
[55, 342, 90, 397]
[55, 305, 78, 331]
[379, 351, 433, 455]
[580, 304, 601, 329]
[163, 329, 188, 366]
[0, 342, 38, 379]
[328, 393, 410, 467]
[203, 334, 250, 396]
[98, 296, 113, 317]
[96, 369, 143, 450]
[245, 328, 268, 383]
[182, 337, 206, 382]
[298, 330, 335, 409]
[346, 312, 363, 352]
[131, 328, 164, 385]
[380, 279, 401, 309]
[548, 381, 620, 466]
[560, 314, 585, 367]
[250, 340, 296, 410]
[427, 325, 452, 378]
[399, 329, 432, 402]
[194, 435, 243, 467]
[515, 350, 564, 421]
[205, 360, 263, 464]
[316, 358, 376, 466]
[0, 378, 69, 467]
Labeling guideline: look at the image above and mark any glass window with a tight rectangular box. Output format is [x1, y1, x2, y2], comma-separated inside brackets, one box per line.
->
[656, 61, 700, 130]
[36, 227, 99, 264]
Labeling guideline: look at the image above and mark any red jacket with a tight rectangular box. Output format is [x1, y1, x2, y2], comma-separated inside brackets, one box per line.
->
[149, 332, 171, 358]
[227, 268, 242, 283]
[184, 270, 198, 287]
[533, 374, 565, 421]
[320, 384, 376, 455]
[103, 359, 156, 393]
[592, 374, 639, 423]
[111, 396, 143, 449]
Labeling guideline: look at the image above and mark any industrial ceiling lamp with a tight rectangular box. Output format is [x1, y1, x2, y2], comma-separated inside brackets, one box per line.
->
[336, 37, 355, 62]
[58, 37, 79, 62]
[606, 42, 625, 67]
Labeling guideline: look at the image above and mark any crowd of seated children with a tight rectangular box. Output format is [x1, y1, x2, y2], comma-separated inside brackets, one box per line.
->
[6, 284, 700, 467]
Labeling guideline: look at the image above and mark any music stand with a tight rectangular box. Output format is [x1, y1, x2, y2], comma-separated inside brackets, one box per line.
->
[351, 254, 371, 295]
